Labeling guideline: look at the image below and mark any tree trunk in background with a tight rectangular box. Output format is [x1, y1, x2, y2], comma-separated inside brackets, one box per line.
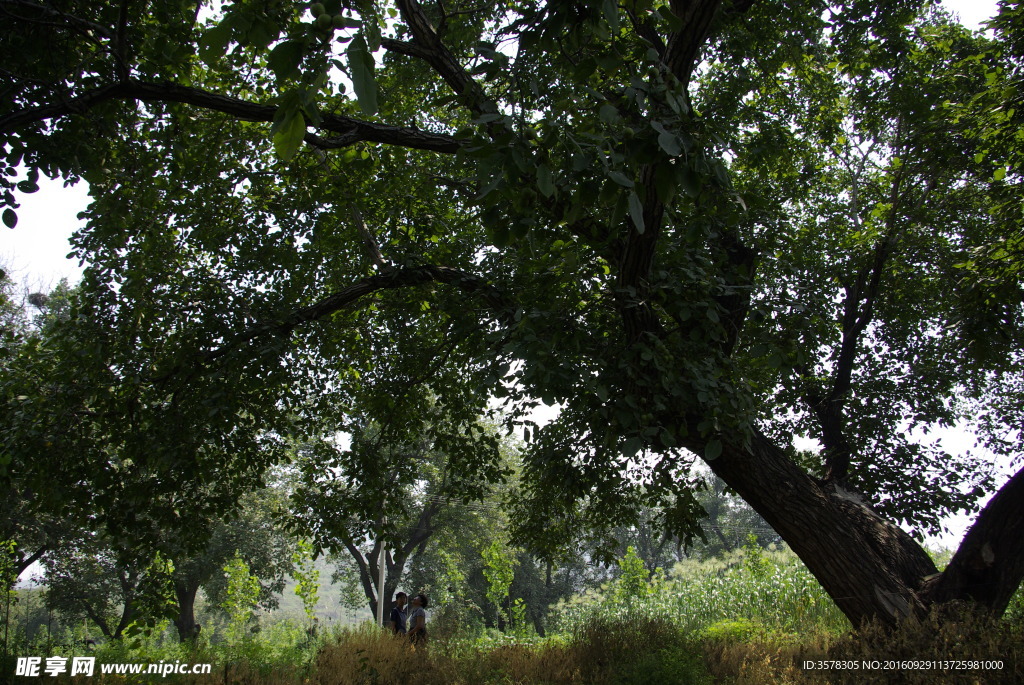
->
[173, 581, 200, 642]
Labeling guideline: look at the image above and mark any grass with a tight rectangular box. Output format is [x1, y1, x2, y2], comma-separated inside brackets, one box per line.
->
[702, 606, 1023, 684]
[549, 542, 851, 639]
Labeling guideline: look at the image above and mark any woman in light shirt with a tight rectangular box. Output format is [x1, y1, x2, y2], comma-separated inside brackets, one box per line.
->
[407, 593, 428, 646]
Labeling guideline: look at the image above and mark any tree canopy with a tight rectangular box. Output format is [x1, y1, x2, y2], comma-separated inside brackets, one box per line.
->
[2, 0, 1023, 627]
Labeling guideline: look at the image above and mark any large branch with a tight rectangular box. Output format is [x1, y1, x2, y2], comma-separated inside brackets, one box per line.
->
[0, 79, 462, 153]
[204, 264, 510, 364]
[921, 465, 1024, 616]
[706, 429, 939, 626]
[617, 0, 758, 342]
[341, 538, 378, 607]
[664, 0, 724, 89]
[386, 0, 491, 113]
[14, 544, 47, 576]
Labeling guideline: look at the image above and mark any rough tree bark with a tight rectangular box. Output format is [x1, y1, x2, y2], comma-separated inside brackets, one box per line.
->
[704, 431, 1024, 626]
[173, 580, 201, 642]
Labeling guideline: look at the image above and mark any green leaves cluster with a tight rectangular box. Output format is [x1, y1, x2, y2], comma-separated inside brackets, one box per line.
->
[222, 553, 261, 642]
[291, 538, 321, 624]
[482, 539, 518, 630]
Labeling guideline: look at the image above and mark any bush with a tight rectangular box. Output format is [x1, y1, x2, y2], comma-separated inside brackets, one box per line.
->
[549, 544, 849, 639]
[700, 618, 763, 643]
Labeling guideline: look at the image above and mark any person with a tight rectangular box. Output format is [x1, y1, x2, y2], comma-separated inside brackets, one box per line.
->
[389, 592, 407, 635]
[407, 593, 428, 646]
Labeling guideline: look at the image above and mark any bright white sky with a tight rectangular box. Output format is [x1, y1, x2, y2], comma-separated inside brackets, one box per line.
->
[0, 0, 1006, 549]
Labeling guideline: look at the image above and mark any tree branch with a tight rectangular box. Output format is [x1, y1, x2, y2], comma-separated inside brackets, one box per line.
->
[352, 206, 393, 273]
[921, 465, 1024, 615]
[14, 544, 48, 576]
[387, 0, 492, 113]
[0, 79, 462, 154]
[341, 538, 376, 607]
[664, 0, 723, 90]
[0, 0, 113, 39]
[202, 264, 511, 365]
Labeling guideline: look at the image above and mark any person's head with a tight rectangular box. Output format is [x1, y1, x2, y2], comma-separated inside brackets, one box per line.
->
[395, 592, 407, 607]
[412, 593, 429, 609]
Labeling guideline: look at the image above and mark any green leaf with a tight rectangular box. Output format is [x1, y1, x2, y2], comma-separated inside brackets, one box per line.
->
[654, 164, 676, 204]
[198, 23, 232, 66]
[627, 190, 645, 234]
[680, 168, 701, 198]
[657, 132, 682, 157]
[347, 35, 378, 116]
[602, 0, 620, 32]
[537, 165, 555, 198]
[608, 170, 634, 188]
[993, 167, 1006, 181]
[272, 111, 306, 161]
[268, 40, 304, 81]
[2, 208, 16, 228]
[705, 439, 722, 460]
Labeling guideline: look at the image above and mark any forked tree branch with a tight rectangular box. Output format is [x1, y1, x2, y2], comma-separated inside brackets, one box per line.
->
[387, 0, 492, 113]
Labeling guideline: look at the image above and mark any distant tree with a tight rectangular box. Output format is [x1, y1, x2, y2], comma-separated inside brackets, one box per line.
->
[0, 277, 79, 577]
[169, 486, 294, 642]
[41, 532, 175, 640]
[291, 398, 509, 621]
[221, 554, 261, 642]
[482, 539, 517, 631]
[0, 276, 291, 642]
[291, 538, 321, 629]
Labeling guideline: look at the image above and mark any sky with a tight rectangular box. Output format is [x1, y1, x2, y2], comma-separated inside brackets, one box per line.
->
[0, 0, 1007, 549]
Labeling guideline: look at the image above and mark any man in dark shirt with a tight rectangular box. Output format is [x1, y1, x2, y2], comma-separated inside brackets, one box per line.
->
[388, 592, 408, 634]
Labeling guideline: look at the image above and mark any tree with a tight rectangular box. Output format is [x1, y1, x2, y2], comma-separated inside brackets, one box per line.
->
[221, 553, 261, 642]
[168, 485, 294, 641]
[291, 537, 321, 629]
[40, 531, 175, 640]
[290, 401, 508, 621]
[481, 538, 517, 631]
[0, 276, 81, 577]
[2, 0, 1022, 629]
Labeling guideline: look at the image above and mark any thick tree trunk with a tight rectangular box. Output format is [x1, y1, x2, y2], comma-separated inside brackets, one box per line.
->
[173, 581, 201, 642]
[706, 432, 1024, 626]
[707, 431, 937, 626]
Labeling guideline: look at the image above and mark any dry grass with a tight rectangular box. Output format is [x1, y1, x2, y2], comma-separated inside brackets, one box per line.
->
[702, 606, 1023, 685]
[311, 614, 709, 684]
